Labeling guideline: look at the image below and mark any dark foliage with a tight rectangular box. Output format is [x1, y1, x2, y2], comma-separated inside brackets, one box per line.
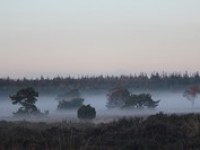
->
[57, 89, 84, 110]
[107, 87, 130, 108]
[57, 98, 84, 110]
[1, 114, 200, 149]
[10, 87, 45, 116]
[10, 87, 40, 116]
[56, 89, 80, 101]
[10, 87, 38, 106]
[107, 87, 159, 108]
[124, 94, 160, 108]
[183, 85, 200, 104]
[77, 105, 96, 120]
[1, 72, 200, 93]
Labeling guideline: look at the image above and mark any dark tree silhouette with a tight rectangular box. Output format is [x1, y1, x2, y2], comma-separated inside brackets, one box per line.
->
[57, 89, 80, 101]
[107, 87, 159, 109]
[58, 98, 84, 110]
[183, 85, 200, 105]
[77, 105, 96, 120]
[124, 94, 159, 108]
[107, 87, 130, 108]
[57, 89, 84, 110]
[10, 87, 41, 116]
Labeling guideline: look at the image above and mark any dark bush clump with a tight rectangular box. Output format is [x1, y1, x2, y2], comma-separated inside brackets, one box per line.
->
[57, 89, 84, 110]
[107, 87, 159, 109]
[77, 105, 96, 120]
[57, 98, 84, 110]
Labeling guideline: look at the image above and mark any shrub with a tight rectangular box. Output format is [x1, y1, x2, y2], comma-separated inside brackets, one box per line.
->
[57, 89, 84, 110]
[107, 87, 159, 109]
[77, 105, 96, 120]
[57, 98, 84, 110]
[124, 94, 159, 108]
[57, 89, 80, 101]
[107, 87, 130, 108]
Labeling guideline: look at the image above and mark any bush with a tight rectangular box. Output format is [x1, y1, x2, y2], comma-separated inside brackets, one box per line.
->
[57, 98, 84, 110]
[77, 105, 96, 120]
[56, 89, 81, 101]
[107, 87, 130, 108]
[123, 94, 160, 108]
[57, 89, 84, 110]
[13, 106, 42, 116]
[107, 87, 159, 109]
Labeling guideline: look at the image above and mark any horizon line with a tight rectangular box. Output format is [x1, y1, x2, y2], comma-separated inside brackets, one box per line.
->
[1, 71, 200, 80]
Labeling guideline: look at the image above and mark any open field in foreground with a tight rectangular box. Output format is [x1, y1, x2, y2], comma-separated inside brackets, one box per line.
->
[1, 113, 200, 150]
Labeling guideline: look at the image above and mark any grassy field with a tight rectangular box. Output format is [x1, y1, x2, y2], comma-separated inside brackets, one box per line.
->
[1, 113, 200, 150]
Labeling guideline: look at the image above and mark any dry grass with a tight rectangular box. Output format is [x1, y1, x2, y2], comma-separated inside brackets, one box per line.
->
[1, 113, 200, 149]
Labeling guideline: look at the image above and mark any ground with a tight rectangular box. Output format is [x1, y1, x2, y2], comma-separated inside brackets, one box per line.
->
[0, 113, 200, 149]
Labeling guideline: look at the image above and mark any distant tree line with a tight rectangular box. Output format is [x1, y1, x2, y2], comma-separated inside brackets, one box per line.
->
[1, 72, 200, 92]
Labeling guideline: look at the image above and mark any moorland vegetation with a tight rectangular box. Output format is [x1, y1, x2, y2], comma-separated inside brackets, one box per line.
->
[0, 113, 200, 149]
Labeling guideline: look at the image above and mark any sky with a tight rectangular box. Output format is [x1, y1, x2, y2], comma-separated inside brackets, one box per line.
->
[0, 0, 200, 78]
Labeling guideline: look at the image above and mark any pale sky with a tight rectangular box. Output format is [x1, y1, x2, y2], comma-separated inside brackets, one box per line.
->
[0, 0, 200, 78]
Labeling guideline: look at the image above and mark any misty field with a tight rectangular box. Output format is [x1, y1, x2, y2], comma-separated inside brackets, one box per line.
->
[0, 90, 200, 121]
[0, 88, 199, 149]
